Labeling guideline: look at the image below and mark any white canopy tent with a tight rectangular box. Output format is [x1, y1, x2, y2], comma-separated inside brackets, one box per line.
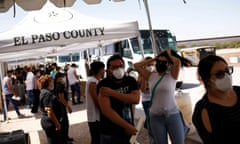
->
[0, 1, 143, 121]
[0, 1, 140, 62]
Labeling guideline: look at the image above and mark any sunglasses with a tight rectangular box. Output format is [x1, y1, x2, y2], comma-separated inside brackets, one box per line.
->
[211, 66, 233, 79]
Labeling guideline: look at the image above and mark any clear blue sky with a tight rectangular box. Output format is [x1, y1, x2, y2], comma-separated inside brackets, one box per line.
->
[0, 0, 239, 40]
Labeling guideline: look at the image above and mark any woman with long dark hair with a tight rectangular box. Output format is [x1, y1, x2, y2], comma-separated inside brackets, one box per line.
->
[134, 49, 189, 144]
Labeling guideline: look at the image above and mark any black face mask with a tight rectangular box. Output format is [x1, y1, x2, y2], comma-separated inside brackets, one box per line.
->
[156, 59, 168, 73]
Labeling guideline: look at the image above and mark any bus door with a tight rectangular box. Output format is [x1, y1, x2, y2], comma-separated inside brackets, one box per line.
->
[114, 40, 135, 69]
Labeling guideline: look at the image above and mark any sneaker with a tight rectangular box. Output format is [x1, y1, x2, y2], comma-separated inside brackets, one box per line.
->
[12, 95, 21, 101]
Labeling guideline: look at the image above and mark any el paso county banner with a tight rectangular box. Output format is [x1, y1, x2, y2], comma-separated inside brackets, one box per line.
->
[13, 27, 105, 46]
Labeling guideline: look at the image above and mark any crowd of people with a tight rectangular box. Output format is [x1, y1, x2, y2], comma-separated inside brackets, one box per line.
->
[1, 49, 239, 144]
[2, 63, 79, 144]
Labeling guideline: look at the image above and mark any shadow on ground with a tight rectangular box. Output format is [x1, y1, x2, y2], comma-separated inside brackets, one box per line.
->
[38, 121, 91, 144]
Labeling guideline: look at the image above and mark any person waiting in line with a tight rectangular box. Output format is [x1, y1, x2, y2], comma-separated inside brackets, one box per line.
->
[85, 61, 105, 144]
[56, 66, 69, 101]
[192, 55, 240, 144]
[97, 54, 140, 144]
[134, 49, 189, 144]
[3, 70, 24, 120]
[67, 63, 82, 105]
[137, 56, 155, 143]
[50, 63, 58, 80]
[31, 69, 41, 114]
[39, 74, 66, 144]
[54, 72, 74, 143]
[25, 66, 34, 109]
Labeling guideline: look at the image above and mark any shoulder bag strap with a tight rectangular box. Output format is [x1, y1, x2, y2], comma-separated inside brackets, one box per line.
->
[150, 73, 166, 106]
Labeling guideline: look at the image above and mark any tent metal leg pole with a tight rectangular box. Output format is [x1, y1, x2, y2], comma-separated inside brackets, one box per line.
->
[137, 33, 145, 59]
[0, 62, 8, 122]
[143, 0, 158, 56]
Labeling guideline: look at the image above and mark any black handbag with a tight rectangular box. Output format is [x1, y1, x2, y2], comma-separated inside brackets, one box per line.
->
[0, 129, 30, 144]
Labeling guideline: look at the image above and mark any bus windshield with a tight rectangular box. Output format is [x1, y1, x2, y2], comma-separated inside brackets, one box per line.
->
[131, 29, 178, 55]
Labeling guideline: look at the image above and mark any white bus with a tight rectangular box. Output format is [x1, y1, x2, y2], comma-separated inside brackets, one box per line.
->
[87, 29, 178, 68]
[56, 29, 179, 79]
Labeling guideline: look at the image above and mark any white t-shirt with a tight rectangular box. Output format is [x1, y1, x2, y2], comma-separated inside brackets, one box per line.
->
[148, 72, 178, 115]
[25, 71, 34, 90]
[3, 76, 11, 95]
[85, 76, 100, 122]
[67, 67, 78, 85]
[141, 81, 151, 102]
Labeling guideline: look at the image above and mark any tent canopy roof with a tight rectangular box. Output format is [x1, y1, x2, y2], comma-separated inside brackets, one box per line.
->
[0, 2, 139, 62]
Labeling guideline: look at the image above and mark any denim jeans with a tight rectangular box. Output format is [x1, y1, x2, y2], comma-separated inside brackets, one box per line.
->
[142, 101, 155, 144]
[142, 101, 150, 129]
[70, 82, 81, 103]
[4, 94, 20, 120]
[149, 111, 185, 144]
[26, 90, 34, 108]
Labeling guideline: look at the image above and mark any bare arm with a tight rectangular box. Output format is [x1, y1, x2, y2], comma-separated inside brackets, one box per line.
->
[37, 79, 42, 90]
[166, 49, 181, 80]
[58, 93, 72, 113]
[134, 59, 154, 80]
[45, 107, 61, 131]
[138, 76, 147, 92]
[89, 82, 99, 107]
[99, 87, 140, 104]
[98, 93, 137, 135]
[7, 78, 17, 95]
[74, 69, 79, 80]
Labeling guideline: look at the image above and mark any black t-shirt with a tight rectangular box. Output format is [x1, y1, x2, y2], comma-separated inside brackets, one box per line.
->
[54, 82, 68, 101]
[192, 86, 240, 144]
[97, 75, 139, 136]
[40, 89, 65, 128]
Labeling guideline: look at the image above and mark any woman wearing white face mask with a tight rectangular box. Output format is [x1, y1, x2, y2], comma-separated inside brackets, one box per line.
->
[192, 55, 240, 144]
[137, 56, 155, 143]
[134, 49, 189, 144]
